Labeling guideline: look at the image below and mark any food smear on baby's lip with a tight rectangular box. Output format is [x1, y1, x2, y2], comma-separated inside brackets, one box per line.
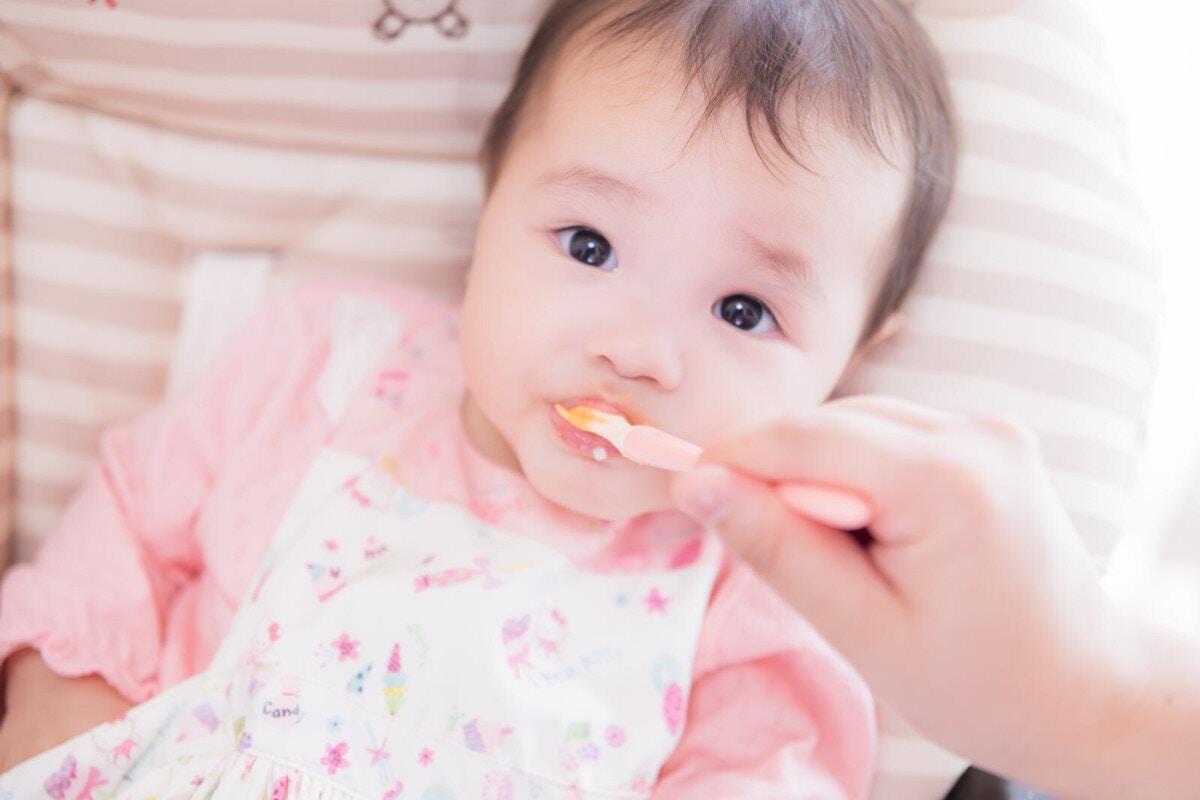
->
[552, 403, 622, 460]
[555, 402, 657, 431]
[554, 403, 618, 431]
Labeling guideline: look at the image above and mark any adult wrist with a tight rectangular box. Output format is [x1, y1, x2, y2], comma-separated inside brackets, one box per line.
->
[1081, 617, 1200, 800]
[1040, 611, 1185, 800]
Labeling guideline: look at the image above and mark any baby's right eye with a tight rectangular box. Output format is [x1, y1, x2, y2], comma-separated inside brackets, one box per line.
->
[556, 227, 617, 272]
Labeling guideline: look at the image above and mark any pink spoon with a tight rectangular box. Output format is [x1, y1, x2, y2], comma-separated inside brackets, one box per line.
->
[555, 404, 872, 530]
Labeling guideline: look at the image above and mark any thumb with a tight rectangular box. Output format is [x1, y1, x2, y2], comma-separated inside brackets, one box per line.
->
[672, 465, 897, 643]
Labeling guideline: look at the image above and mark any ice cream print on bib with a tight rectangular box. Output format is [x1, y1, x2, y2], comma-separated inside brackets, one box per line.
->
[211, 448, 721, 799]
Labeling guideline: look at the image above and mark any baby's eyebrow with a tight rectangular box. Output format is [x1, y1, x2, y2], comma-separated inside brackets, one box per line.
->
[536, 164, 648, 207]
[742, 231, 825, 306]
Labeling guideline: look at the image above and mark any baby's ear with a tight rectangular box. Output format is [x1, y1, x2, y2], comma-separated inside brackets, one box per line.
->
[839, 312, 905, 384]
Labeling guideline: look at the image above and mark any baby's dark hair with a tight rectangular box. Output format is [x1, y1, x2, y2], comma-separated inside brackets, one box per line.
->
[481, 0, 957, 345]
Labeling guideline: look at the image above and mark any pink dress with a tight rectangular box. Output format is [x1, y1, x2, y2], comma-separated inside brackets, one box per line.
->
[0, 279, 876, 798]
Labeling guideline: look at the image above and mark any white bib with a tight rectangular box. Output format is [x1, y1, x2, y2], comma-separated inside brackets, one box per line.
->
[3, 449, 720, 800]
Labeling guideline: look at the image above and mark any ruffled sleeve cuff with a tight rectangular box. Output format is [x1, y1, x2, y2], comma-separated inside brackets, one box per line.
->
[0, 564, 160, 703]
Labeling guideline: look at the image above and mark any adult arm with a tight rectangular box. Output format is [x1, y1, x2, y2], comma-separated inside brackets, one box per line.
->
[670, 395, 1200, 800]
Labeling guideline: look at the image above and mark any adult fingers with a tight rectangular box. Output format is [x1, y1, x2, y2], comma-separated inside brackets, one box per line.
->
[700, 401, 1042, 547]
[702, 403, 914, 479]
[671, 464, 901, 645]
[699, 406, 926, 527]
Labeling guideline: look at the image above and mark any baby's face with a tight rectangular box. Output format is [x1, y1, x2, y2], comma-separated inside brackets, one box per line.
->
[460, 43, 908, 520]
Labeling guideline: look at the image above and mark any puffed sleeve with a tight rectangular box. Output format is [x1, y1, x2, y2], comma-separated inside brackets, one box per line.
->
[652, 561, 877, 799]
[0, 282, 344, 702]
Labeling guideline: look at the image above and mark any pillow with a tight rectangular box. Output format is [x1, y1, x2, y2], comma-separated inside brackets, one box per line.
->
[0, 1, 1160, 798]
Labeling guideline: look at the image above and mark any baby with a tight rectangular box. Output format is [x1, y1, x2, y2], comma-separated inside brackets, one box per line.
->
[0, 0, 954, 797]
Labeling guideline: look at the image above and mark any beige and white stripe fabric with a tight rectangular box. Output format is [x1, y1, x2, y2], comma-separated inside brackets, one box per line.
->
[0, 0, 546, 561]
[0, 74, 12, 570]
[0, 0, 544, 159]
[845, 0, 1159, 560]
[0, 1, 1162, 798]
[5, 94, 487, 557]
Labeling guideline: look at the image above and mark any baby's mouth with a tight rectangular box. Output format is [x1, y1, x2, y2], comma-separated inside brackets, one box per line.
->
[550, 400, 622, 461]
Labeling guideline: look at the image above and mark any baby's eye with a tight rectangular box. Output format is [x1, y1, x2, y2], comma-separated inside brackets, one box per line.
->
[713, 294, 779, 334]
[556, 227, 617, 271]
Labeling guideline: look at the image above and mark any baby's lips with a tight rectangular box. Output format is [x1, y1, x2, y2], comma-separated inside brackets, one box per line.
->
[550, 402, 621, 457]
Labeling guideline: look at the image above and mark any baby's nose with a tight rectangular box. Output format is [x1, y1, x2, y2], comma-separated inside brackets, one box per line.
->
[585, 317, 684, 390]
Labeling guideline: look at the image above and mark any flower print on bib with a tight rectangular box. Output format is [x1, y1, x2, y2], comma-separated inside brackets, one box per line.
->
[0, 448, 722, 800]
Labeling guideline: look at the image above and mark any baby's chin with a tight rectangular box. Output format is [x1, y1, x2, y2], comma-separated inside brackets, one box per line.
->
[529, 466, 675, 522]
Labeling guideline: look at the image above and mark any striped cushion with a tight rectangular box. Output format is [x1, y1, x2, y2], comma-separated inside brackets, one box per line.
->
[0, 78, 12, 555]
[841, 0, 1159, 560]
[0, 0, 545, 158]
[5, 95, 483, 552]
[0, 1, 1160, 798]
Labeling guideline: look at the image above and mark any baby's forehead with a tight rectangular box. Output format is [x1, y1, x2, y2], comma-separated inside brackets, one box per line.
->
[537, 15, 912, 175]
[538, 35, 910, 181]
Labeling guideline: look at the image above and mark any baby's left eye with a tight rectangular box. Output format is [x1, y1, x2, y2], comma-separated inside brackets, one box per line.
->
[713, 294, 778, 334]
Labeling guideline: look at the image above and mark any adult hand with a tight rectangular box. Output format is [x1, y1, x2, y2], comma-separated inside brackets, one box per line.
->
[671, 396, 1196, 800]
[0, 649, 133, 772]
